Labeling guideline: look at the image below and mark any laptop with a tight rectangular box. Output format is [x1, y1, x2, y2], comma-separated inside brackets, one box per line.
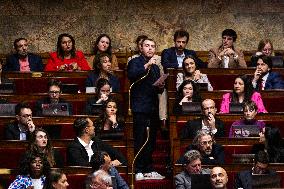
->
[61, 84, 79, 94]
[196, 83, 208, 91]
[232, 153, 255, 164]
[229, 102, 243, 114]
[232, 125, 260, 137]
[42, 103, 70, 116]
[182, 102, 202, 114]
[91, 103, 104, 115]
[271, 56, 284, 68]
[0, 103, 16, 116]
[191, 174, 211, 189]
[252, 174, 281, 188]
[0, 83, 14, 94]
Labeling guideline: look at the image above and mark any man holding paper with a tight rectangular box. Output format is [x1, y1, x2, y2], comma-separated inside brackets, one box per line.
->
[127, 38, 165, 180]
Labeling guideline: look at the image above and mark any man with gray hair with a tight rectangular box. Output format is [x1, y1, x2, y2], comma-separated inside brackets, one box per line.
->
[175, 150, 210, 189]
[89, 169, 113, 189]
[177, 130, 224, 165]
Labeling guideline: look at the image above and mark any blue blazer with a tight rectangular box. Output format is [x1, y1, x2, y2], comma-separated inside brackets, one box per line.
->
[85, 72, 120, 93]
[265, 71, 284, 89]
[127, 55, 160, 114]
[4, 53, 44, 72]
[161, 47, 207, 69]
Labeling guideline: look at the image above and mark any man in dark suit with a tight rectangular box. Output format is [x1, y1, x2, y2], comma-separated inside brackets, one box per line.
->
[235, 151, 280, 189]
[177, 130, 225, 165]
[181, 99, 225, 139]
[3, 38, 44, 72]
[252, 55, 284, 90]
[67, 117, 127, 166]
[161, 29, 206, 70]
[4, 102, 35, 140]
[127, 38, 165, 180]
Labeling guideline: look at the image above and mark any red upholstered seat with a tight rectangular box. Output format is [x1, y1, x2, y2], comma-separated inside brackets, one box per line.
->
[0, 148, 25, 168]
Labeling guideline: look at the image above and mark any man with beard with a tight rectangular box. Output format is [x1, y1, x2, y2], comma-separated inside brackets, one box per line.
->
[177, 130, 224, 165]
[161, 30, 206, 69]
[210, 167, 228, 189]
[67, 117, 127, 166]
[4, 38, 44, 71]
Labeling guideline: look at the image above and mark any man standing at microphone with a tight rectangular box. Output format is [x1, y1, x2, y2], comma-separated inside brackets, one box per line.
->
[127, 38, 165, 181]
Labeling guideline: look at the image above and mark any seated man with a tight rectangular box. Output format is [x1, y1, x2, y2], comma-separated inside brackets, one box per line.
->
[181, 99, 225, 139]
[235, 151, 280, 189]
[208, 29, 246, 68]
[34, 79, 72, 116]
[177, 130, 224, 165]
[175, 150, 210, 189]
[229, 100, 265, 138]
[4, 102, 36, 140]
[252, 55, 284, 90]
[161, 29, 206, 70]
[67, 117, 127, 166]
[210, 167, 228, 189]
[4, 38, 44, 72]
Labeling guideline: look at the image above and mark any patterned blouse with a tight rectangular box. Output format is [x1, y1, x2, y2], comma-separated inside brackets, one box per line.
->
[8, 175, 46, 189]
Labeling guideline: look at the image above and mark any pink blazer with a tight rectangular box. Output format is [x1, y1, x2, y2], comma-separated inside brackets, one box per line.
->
[220, 92, 267, 113]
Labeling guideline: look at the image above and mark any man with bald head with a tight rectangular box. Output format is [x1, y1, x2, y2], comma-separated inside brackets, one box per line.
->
[181, 99, 225, 138]
[210, 167, 228, 189]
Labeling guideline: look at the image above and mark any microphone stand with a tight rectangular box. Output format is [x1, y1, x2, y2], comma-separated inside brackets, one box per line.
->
[130, 127, 150, 189]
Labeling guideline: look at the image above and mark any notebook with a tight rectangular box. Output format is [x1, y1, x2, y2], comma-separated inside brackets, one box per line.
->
[0, 83, 14, 94]
[0, 103, 16, 116]
[61, 84, 79, 94]
[232, 125, 260, 137]
[182, 102, 202, 114]
[229, 102, 243, 114]
[271, 56, 284, 68]
[252, 173, 281, 188]
[42, 103, 70, 116]
[191, 174, 211, 189]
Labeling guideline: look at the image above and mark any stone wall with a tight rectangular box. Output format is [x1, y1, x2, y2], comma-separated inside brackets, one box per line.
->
[0, 0, 283, 54]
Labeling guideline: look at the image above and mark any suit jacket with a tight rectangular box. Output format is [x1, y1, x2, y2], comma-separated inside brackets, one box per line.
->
[67, 137, 127, 166]
[234, 169, 278, 189]
[127, 55, 161, 114]
[177, 143, 225, 165]
[4, 53, 44, 72]
[4, 121, 31, 140]
[161, 47, 207, 69]
[181, 117, 225, 139]
[85, 71, 121, 93]
[175, 169, 210, 189]
[261, 72, 284, 90]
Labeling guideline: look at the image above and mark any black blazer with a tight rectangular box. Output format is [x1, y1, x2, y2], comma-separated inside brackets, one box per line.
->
[67, 137, 127, 166]
[181, 117, 225, 139]
[4, 53, 44, 72]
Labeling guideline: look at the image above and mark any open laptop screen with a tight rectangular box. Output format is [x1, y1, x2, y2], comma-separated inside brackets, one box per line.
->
[182, 102, 202, 114]
[0, 103, 16, 116]
[232, 125, 260, 137]
[42, 103, 70, 116]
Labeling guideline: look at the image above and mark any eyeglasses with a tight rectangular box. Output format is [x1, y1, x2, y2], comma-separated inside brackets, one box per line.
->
[49, 91, 60, 94]
[200, 140, 213, 146]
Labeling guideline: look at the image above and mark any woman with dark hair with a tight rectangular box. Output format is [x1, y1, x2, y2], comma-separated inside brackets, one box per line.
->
[173, 79, 202, 115]
[85, 78, 113, 115]
[250, 39, 274, 67]
[89, 34, 119, 71]
[27, 128, 64, 167]
[177, 55, 213, 91]
[220, 74, 267, 113]
[85, 53, 120, 92]
[8, 151, 50, 189]
[44, 170, 69, 189]
[95, 98, 124, 139]
[45, 33, 91, 71]
[252, 127, 284, 163]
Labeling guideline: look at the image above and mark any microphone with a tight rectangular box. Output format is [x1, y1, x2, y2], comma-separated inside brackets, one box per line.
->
[130, 126, 150, 189]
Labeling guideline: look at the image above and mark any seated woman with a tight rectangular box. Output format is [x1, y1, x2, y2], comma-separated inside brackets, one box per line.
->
[250, 39, 274, 67]
[220, 74, 267, 113]
[89, 34, 119, 71]
[229, 100, 265, 138]
[208, 29, 247, 68]
[173, 80, 202, 115]
[45, 33, 91, 71]
[177, 55, 213, 91]
[86, 53, 120, 92]
[95, 98, 124, 140]
[252, 126, 284, 163]
[8, 150, 50, 189]
[25, 128, 64, 167]
[85, 78, 112, 115]
[44, 169, 69, 189]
